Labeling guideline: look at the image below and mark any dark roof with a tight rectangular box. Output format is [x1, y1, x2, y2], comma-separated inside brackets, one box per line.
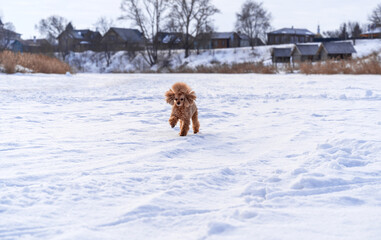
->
[157, 32, 183, 44]
[71, 30, 88, 39]
[57, 24, 101, 42]
[322, 42, 356, 54]
[23, 39, 51, 47]
[211, 32, 235, 39]
[362, 27, 381, 34]
[269, 28, 315, 36]
[0, 28, 21, 39]
[65, 23, 74, 31]
[111, 28, 144, 43]
[273, 48, 292, 57]
[295, 44, 319, 56]
[238, 33, 249, 40]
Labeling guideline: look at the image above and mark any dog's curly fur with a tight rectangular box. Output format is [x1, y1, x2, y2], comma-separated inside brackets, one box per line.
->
[165, 82, 200, 136]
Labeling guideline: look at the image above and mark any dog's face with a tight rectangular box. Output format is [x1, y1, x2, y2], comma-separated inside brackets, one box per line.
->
[165, 83, 196, 108]
[174, 93, 186, 107]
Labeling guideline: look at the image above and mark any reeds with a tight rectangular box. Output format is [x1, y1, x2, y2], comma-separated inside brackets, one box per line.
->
[170, 62, 276, 74]
[299, 54, 381, 75]
[0, 51, 72, 74]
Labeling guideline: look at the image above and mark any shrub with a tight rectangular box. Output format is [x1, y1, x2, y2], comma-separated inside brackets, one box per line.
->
[299, 55, 381, 75]
[170, 62, 276, 74]
[0, 51, 72, 74]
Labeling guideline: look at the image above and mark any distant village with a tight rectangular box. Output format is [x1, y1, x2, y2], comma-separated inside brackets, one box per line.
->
[1, 18, 381, 65]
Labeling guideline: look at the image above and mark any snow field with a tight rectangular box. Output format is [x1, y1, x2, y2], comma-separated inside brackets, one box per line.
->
[0, 73, 380, 239]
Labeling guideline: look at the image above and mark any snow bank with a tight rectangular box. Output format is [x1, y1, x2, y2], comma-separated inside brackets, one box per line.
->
[1, 73, 381, 239]
[62, 39, 381, 73]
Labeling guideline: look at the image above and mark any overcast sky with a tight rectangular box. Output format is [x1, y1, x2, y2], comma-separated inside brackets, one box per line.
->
[0, 0, 379, 39]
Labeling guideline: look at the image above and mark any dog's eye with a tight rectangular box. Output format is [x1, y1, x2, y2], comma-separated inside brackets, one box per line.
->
[175, 98, 178, 101]
[180, 98, 184, 101]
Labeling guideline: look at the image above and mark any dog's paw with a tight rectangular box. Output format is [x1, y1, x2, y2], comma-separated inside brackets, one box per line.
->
[169, 117, 177, 128]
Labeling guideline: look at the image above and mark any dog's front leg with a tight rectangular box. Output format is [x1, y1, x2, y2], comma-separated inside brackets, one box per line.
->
[169, 115, 178, 128]
[179, 119, 190, 136]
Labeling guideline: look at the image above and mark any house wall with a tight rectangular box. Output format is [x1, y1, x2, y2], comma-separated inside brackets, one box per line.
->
[292, 51, 302, 62]
[240, 39, 250, 47]
[276, 57, 291, 63]
[58, 32, 75, 52]
[231, 34, 240, 48]
[292, 50, 319, 63]
[211, 34, 240, 49]
[268, 34, 314, 45]
[328, 54, 352, 60]
[360, 33, 381, 38]
[212, 39, 228, 48]
[11, 41, 23, 53]
[101, 30, 144, 51]
[320, 49, 329, 61]
[272, 55, 291, 63]
[101, 31, 126, 51]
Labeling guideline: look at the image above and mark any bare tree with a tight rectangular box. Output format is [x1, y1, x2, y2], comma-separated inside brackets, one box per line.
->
[194, 21, 214, 54]
[347, 22, 362, 38]
[93, 17, 114, 35]
[369, 3, 381, 27]
[120, 0, 169, 66]
[168, 0, 219, 58]
[347, 21, 362, 45]
[35, 15, 68, 44]
[93, 16, 115, 67]
[339, 23, 349, 40]
[323, 21, 362, 42]
[235, 0, 271, 49]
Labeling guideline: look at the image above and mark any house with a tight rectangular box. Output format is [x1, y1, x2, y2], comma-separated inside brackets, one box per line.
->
[238, 33, 264, 47]
[360, 27, 381, 39]
[210, 32, 240, 48]
[268, 27, 315, 45]
[100, 27, 145, 51]
[292, 43, 320, 62]
[271, 48, 292, 63]
[195, 32, 255, 49]
[318, 42, 356, 60]
[57, 23, 102, 52]
[0, 19, 22, 49]
[11, 38, 53, 53]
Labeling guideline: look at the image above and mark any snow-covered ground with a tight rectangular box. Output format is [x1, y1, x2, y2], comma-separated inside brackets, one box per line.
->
[1, 73, 381, 240]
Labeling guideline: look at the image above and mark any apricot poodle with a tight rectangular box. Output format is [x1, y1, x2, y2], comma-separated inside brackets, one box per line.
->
[165, 82, 200, 136]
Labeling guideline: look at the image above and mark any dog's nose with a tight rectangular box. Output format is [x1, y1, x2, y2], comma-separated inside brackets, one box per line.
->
[177, 101, 180, 105]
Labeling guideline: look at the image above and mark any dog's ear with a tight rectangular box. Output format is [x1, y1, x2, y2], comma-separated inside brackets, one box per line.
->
[184, 91, 196, 107]
[165, 89, 175, 105]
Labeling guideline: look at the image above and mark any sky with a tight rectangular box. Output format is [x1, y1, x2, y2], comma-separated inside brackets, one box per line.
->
[0, 0, 379, 39]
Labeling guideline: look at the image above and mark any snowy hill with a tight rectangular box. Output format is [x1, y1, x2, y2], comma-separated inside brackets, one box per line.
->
[64, 39, 381, 73]
[1, 73, 381, 239]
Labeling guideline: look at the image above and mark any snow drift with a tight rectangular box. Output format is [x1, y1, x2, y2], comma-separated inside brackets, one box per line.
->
[1, 73, 380, 239]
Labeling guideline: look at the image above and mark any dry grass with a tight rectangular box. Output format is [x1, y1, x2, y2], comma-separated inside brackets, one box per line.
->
[299, 54, 381, 75]
[170, 62, 276, 74]
[0, 51, 72, 74]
